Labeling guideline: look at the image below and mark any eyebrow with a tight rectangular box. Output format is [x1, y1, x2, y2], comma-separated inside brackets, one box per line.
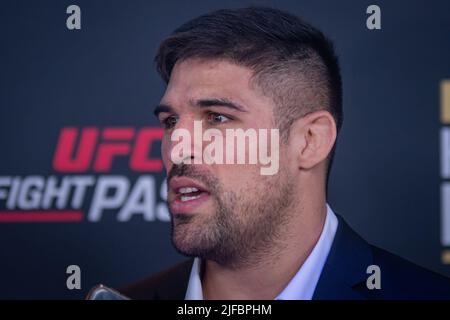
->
[153, 98, 248, 118]
[195, 98, 248, 112]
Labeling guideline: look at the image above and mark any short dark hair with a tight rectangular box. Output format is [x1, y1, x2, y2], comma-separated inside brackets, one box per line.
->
[155, 6, 343, 181]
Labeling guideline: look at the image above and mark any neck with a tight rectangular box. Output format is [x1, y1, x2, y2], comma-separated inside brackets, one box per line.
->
[202, 198, 327, 300]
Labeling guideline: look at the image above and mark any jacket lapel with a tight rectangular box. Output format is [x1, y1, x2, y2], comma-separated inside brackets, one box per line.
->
[312, 215, 374, 300]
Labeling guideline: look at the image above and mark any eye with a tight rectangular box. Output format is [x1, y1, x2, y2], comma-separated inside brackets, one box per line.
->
[161, 115, 178, 129]
[208, 112, 231, 124]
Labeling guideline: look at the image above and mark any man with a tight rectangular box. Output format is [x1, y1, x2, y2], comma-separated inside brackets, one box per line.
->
[118, 7, 450, 299]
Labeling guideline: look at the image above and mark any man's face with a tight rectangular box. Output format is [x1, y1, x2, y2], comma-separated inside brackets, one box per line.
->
[157, 58, 296, 266]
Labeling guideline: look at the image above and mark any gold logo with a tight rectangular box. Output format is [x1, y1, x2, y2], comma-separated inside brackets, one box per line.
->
[441, 80, 450, 264]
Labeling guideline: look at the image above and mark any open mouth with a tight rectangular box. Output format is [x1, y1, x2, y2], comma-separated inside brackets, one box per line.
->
[169, 177, 211, 214]
[177, 187, 205, 202]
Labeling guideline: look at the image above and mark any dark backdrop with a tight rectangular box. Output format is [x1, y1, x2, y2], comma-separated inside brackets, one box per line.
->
[0, 0, 449, 299]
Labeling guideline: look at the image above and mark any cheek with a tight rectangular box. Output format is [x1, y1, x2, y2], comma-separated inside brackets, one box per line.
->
[215, 163, 263, 189]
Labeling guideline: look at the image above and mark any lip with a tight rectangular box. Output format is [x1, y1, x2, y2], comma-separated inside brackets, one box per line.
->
[168, 176, 211, 214]
[169, 176, 209, 194]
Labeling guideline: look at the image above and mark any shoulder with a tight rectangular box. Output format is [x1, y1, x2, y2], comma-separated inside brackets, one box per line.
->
[117, 258, 194, 300]
[318, 215, 450, 300]
[367, 245, 450, 299]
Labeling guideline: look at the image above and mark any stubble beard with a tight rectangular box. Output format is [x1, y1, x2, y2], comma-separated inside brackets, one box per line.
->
[169, 164, 295, 268]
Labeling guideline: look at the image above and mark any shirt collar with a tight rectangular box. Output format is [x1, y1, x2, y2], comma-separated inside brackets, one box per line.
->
[185, 203, 339, 300]
[185, 257, 204, 300]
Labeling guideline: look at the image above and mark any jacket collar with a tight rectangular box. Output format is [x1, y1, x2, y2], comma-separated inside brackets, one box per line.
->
[312, 215, 374, 300]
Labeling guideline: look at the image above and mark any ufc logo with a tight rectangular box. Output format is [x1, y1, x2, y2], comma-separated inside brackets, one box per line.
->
[52, 127, 164, 172]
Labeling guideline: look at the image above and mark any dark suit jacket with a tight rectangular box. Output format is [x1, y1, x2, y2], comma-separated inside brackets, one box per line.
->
[118, 215, 450, 299]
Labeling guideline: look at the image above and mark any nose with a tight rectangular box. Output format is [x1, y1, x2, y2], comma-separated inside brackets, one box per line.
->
[162, 116, 204, 167]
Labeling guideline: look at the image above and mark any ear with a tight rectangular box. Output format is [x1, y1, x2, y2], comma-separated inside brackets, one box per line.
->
[288, 110, 337, 170]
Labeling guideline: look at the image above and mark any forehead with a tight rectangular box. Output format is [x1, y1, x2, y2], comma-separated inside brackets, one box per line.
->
[161, 58, 274, 110]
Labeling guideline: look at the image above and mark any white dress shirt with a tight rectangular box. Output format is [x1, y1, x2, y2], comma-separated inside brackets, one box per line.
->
[185, 203, 339, 300]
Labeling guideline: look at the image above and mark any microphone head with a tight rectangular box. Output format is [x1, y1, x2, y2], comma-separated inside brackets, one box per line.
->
[86, 284, 131, 300]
